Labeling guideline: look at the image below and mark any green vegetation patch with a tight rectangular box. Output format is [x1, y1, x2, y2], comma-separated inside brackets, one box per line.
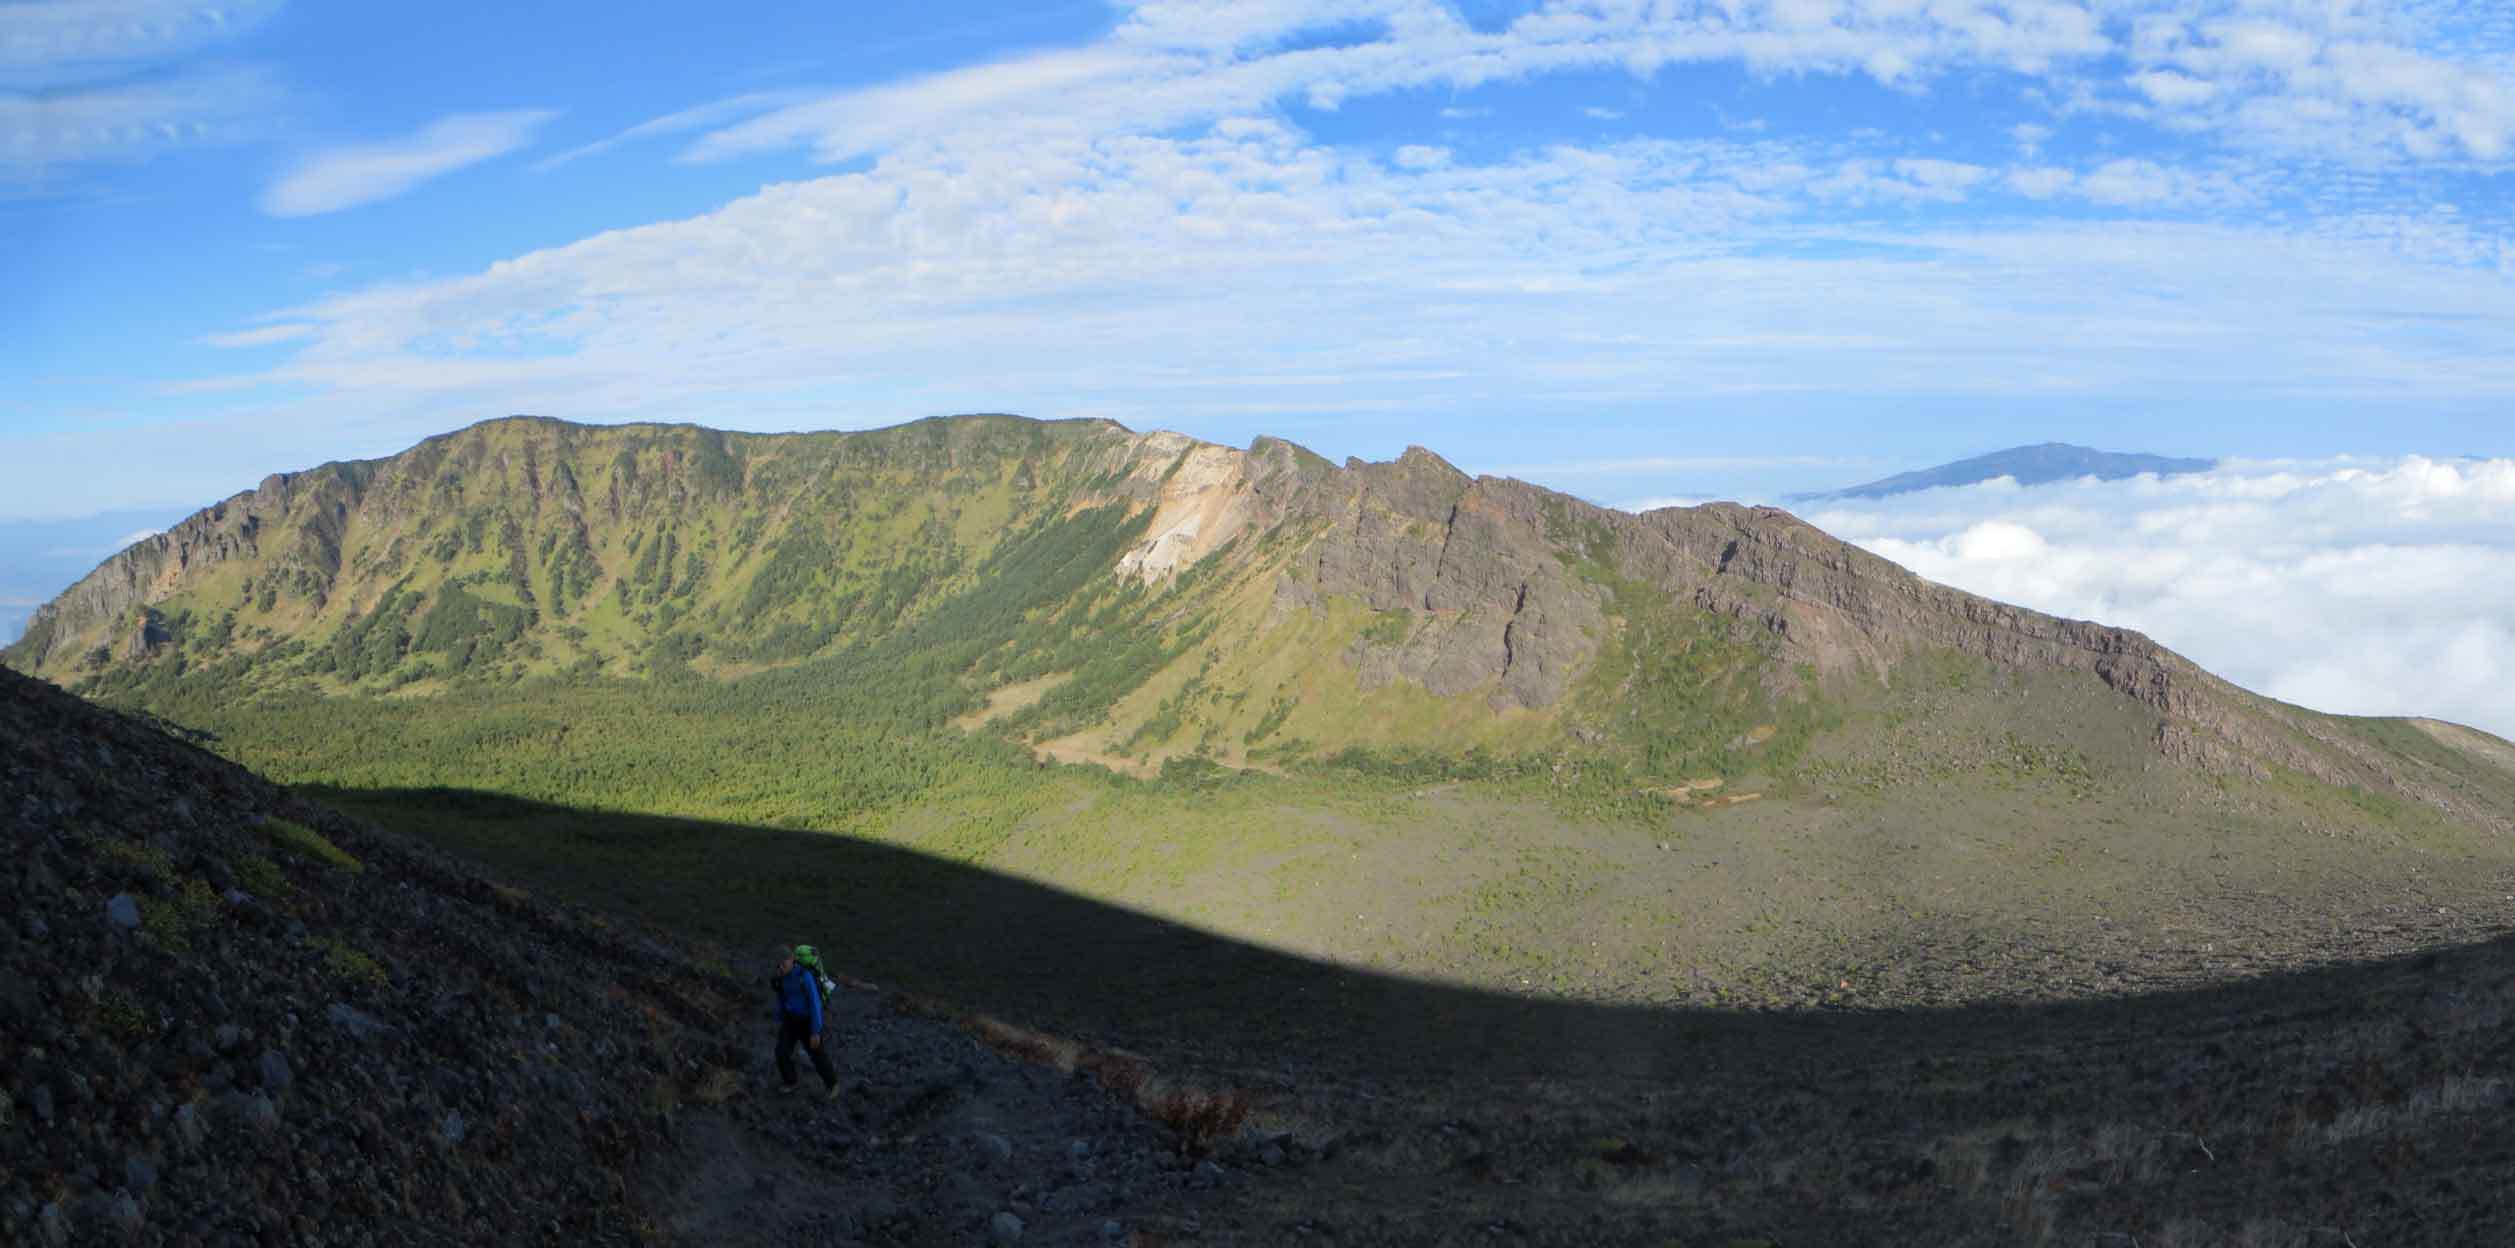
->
[1564, 564, 1829, 783]
[96, 992, 156, 1039]
[267, 818, 363, 872]
[141, 878, 223, 952]
[234, 854, 292, 900]
[1356, 609, 1414, 648]
[102, 839, 174, 878]
[314, 935, 388, 987]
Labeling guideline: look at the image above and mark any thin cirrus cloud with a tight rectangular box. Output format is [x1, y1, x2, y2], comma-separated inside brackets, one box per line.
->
[1797, 457, 2515, 739]
[0, 0, 287, 184]
[0, 65, 280, 176]
[678, 47, 1149, 165]
[200, 322, 317, 349]
[0, 0, 286, 91]
[260, 109, 557, 217]
[530, 89, 817, 172]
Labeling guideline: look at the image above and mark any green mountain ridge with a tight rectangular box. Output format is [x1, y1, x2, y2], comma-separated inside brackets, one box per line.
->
[9, 414, 2500, 803]
[13, 413, 2515, 1011]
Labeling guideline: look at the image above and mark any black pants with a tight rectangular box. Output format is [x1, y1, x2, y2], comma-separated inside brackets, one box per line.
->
[776, 1015, 838, 1089]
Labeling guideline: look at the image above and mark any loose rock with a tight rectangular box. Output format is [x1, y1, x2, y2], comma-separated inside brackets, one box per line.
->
[257, 1049, 293, 1093]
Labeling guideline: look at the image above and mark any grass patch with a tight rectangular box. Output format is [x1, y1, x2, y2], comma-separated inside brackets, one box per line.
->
[140, 878, 223, 952]
[1356, 608, 1413, 648]
[234, 854, 292, 899]
[314, 935, 388, 987]
[267, 818, 363, 872]
[96, 992, 156, 1039]
[102, 839, 175, 877]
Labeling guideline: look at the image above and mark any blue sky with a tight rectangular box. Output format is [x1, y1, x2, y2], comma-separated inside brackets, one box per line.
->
[8, 1, 2515, 709]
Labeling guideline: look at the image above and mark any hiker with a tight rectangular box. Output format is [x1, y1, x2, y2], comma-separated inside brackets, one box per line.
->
[771, 944, 841, 1099]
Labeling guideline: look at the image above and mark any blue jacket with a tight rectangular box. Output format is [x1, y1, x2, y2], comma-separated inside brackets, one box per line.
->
[776, 964, 824, 1032]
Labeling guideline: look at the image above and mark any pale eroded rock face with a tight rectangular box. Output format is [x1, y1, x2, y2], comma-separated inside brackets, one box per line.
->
[1113, 441, 1264, 584]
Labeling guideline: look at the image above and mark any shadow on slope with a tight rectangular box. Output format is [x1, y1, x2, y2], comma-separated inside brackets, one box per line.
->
[323, 786, 2515, 1240]
[315, 785, 2515, 1086]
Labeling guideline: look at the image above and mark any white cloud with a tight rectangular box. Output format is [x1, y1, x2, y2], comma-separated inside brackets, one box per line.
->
[1893, 157, 1990, 192]
[0, 64, 279, 177]
[0, 0, 286, 183]
[681, 47, 1150, 165]
[2077, 157, 2177, 205]
[1583, 106, 1624, 120]
[2119, 7, 2515, 162]
[74, 118, 2514, 522]
[47, 0, 2515, 522]
[1800, 457, 2515, 738]
[663, 0, 2127, 180]
[530, 89, 816, 172]
[39, 528, 162, 560]
[0, 0, 285, 91]
[2131, 69, 2218, 107]
[201, 322, 317, 349]
[261, 110, 556, 217]
[2006, 165, 2076, 198]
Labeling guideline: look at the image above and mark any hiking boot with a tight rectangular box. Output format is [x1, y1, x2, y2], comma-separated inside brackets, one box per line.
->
[824, 1080, 843, 1102]
[779, 1081, 800, 1096]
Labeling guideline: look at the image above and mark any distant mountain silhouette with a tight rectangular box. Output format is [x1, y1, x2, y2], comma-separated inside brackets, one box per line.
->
[1788, 442, 2215, 502]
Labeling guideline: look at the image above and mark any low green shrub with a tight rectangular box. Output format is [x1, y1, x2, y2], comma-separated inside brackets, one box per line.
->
[234, 854, 291, 899]
[102, 840, 173, 877]
[140, 878, 222, 952]
[268, 818, 362, 872]
[314, 936, 387, 987]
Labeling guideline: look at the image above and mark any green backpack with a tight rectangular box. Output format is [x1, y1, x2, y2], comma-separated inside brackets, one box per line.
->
[794, 944, 838, 1004]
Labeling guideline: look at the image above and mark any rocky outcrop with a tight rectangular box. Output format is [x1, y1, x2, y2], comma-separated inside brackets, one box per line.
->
[1607, 502, 2377, 780]
[1113, 437, 1267, 583]
[6, 463, 370, 674]
[1243, 448, 1605, 710]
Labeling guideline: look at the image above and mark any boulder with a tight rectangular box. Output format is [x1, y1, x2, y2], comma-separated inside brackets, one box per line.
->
[257, 1049, 292, 1093]
[327, 1003, 389, 1040]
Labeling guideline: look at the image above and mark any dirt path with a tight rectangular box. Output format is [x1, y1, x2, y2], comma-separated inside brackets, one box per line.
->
[654, 1108, 835, 1242]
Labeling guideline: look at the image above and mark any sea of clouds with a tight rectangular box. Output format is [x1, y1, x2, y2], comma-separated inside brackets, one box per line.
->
[1781, 455, 2515, 740]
